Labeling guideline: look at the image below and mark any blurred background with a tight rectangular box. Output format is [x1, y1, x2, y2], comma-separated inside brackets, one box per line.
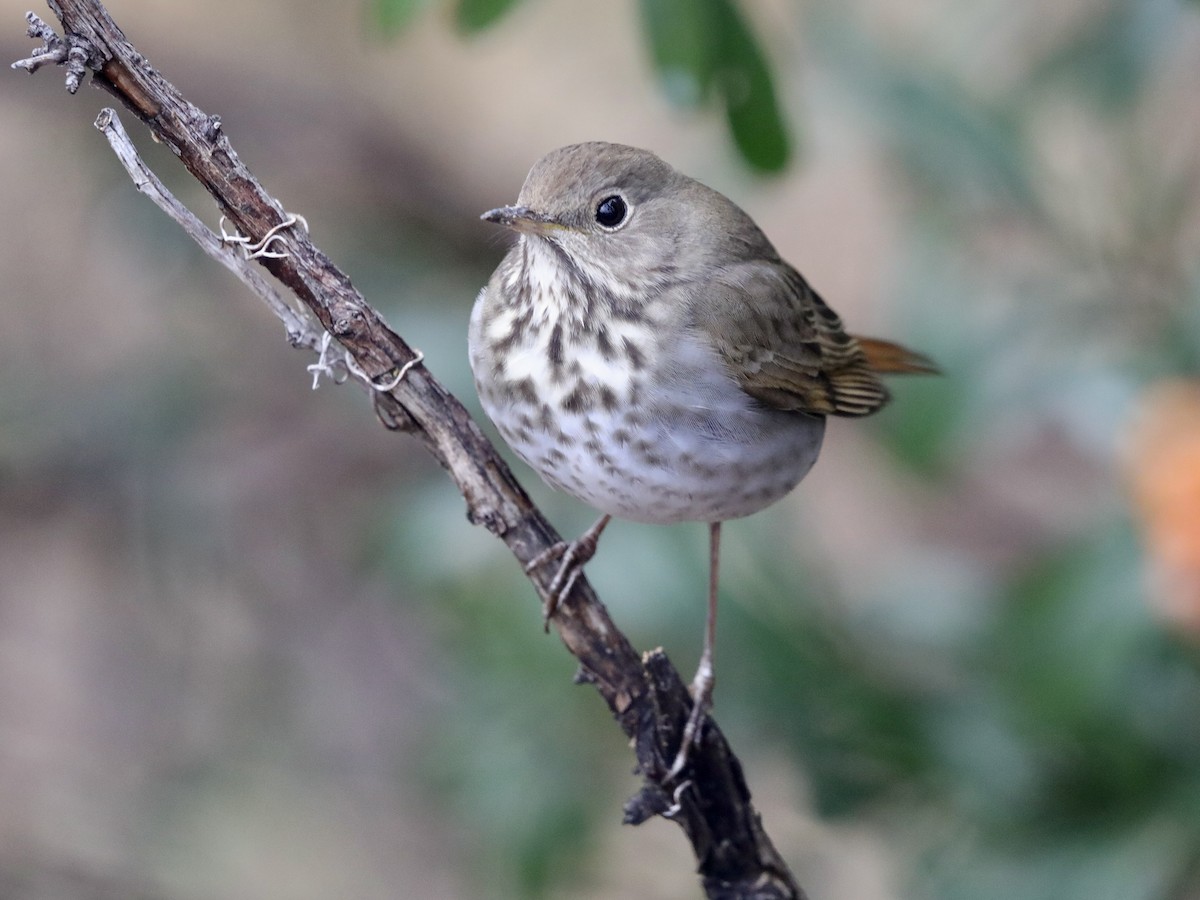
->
[3, 0, 1200, 897]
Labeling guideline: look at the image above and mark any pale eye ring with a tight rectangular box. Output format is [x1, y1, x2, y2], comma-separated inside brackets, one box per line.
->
[594, 195, 628, 229]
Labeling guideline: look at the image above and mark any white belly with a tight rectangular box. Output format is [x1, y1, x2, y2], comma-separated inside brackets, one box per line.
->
[470, 294, 825, 525]
[511, 403, 825, 525]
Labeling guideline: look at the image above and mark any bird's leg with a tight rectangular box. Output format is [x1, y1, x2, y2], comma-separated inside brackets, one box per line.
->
[669, 521, 721, 779]
[525, 514, 612, 628]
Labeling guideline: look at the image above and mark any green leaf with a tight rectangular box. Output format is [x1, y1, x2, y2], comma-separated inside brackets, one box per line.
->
[711, 0, 790, 171]
[456, 0, 524, 33]
[638, 0, 716, 108]
[639, 0, 791, 172]
[369, 0, 430, 36]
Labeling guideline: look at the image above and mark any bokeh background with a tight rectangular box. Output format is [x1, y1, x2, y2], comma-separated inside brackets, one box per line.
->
[3, 0, 1200, 897]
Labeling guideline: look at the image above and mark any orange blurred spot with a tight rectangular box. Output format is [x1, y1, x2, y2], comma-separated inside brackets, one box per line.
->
[1126, 380, 1200, 632]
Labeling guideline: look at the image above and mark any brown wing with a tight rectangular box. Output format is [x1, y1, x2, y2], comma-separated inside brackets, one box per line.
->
[692, 262, 935, 418]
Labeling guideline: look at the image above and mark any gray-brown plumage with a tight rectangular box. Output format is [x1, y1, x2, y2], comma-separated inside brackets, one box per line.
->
[469, 142, 934, 775]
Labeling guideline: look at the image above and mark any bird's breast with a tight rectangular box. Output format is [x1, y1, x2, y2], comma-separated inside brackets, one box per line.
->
[469, 273, 825, 524]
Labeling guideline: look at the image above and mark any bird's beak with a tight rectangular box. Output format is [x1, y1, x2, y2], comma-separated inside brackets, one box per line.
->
[481, 205, 561, 235]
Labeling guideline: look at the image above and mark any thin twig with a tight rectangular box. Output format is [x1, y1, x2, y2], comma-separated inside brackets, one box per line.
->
[93, 108, 317, 350]
[14, 4, 807, 897]
[10, 11, 87, 91]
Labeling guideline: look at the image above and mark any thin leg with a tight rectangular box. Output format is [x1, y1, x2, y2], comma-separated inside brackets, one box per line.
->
[524, 514, 612, 628]
[669, 521, 721, 779]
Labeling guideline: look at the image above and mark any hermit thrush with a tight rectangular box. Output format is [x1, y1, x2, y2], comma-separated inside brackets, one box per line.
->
[469, 142, 934, 775]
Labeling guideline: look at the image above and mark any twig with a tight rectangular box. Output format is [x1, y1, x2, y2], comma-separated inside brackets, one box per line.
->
[93, 109, 318, 350]
[10, 12, 87, 91]
[13, 4, 807, 897]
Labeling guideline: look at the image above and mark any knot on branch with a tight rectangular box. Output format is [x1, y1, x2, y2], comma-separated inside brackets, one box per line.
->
[11, 12, 93, 93]
[623, 781, 678, 825]
[331, 305, 368, 339]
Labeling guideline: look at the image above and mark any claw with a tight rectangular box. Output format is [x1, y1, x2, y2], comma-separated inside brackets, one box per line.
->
[668, 664, 713, 779]
[525, 514, 611, 629]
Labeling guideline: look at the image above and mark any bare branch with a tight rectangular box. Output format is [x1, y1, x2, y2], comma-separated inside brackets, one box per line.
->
[14, 3, 808, 897]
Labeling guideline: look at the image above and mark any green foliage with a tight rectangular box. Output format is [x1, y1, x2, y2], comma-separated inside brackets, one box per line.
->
[369, 0, 524, 35]
[639, 0, 790, 171]
[875, 372, 963, 476]
[371, 484, 618, 898]
[455, 0, 524, 33]
[907, 532, 1200, 900]
[638, 0, 711, 108]
[370, 0, 430, 36]
[367, 0, 792, 171]
[743, 604, 935, 816]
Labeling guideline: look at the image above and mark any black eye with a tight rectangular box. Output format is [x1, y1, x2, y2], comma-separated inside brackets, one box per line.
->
[595, 195, 628, 228]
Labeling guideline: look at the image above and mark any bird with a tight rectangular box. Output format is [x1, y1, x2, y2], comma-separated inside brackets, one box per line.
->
[468, 142, 935, 776]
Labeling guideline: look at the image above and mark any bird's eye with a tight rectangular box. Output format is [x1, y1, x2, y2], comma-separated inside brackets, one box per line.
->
[594, 195, 628, 229]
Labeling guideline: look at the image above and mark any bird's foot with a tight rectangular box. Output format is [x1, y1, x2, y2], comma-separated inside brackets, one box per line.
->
[524, 515, 611, 630]
[668, 659, 714, 780]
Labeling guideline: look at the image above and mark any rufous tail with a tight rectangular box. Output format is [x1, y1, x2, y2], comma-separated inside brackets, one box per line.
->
[854, 336, 940, 375]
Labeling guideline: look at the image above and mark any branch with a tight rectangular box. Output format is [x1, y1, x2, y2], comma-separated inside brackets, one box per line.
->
[13, 4, 807, 897]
